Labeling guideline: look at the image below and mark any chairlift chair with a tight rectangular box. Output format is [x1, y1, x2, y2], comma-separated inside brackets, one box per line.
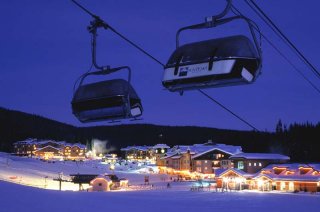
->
[72, 67, 143, 123]
[162, 0, 262, 92]
[71, 15, 143, 123]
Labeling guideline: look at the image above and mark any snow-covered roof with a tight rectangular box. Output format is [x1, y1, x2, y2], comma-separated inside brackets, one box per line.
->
[34, 145, 62, 152]
[230, 153, 290, 160]
[252, 163, 320, 182]
[192, 144, 242, 159]
[13, 138, 37, 145]
[215, 168, 253, 178]
[262, 163, 304, 171]
[160, 143, 242, 160]
[72, 143, 86, 149]
[120, 146, 153, 152]
[153, 144, 170, 149]
[13, 139, 86, 149]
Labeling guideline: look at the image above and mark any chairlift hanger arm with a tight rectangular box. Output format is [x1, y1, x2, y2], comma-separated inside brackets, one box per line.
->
[78, 66, 132, 88]
[71, 0, 165, 68]
[176, 15, 262, 63]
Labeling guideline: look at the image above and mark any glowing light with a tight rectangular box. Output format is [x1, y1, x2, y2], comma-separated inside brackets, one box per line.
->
[235, 177, 243, 184]
[110, 164, 115, 170]
[257, 179, 263, 187]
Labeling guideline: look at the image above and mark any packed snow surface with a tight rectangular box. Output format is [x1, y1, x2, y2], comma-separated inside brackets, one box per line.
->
[1, 181, 320, 212]
[1, 152, 320, 212]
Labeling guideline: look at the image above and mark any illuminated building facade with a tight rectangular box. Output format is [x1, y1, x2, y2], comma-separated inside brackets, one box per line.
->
[157, 142, 242, 175]
[215, 164, 320, 192]
[230, 153, 290, 174]
[13, 139, 86, 160]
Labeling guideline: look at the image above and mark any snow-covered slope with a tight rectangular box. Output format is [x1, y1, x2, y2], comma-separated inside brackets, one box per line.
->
[1, 180, 320, 212]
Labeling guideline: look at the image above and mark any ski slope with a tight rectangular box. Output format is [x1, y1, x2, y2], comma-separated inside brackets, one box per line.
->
[1, 152, 320, 212]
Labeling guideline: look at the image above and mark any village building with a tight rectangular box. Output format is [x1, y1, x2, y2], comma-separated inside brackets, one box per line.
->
[215, 163, 320, 193]
[192, 144, 242, 174]
[154, 144, 170, 166]
[157, 142, 242, 176]
[34, 145, 63, 160]
[120, 145, 154, 161]
[13, 139, 86, 160]
[121, 144, 170, 162]
[13, 138, 38, 156]
[89, 174, 129, 192]
[230, 153, 290, 174]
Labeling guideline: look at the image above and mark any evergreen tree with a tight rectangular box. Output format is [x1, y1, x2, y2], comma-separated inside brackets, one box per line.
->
[276, 119, 283, 133]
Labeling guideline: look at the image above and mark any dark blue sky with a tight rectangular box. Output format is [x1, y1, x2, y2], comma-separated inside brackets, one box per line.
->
[1, 0, 319, 131]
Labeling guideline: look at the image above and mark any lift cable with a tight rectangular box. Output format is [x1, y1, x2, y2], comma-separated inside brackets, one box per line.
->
[71, 0, 165, 68]
[231, 5, 320, 95]
[198, 89, 260, 131]
[245, 0, 320, 81]
[71, 0, 260, 131]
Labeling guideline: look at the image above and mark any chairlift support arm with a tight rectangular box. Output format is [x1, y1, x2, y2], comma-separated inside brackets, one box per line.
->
[78, 66, 132, 88]
[175, 0, 262, 62]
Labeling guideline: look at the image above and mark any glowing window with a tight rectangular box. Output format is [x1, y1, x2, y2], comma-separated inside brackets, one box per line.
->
[259, 163, 262, 167]
[205, 160, 208, 164]
[249, 163, 252, 166]
[238, 161, 244, 170]
[254, 163, 257, 166]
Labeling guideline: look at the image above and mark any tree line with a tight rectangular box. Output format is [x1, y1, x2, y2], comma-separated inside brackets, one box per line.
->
[0, 107, 319, 162]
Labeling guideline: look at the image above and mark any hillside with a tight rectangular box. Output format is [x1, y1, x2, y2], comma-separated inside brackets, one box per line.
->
[0, 107, 319, 162]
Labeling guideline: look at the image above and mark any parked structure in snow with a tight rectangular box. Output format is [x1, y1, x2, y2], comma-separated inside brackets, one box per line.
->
[89, 174, 129, 192]
[13, 139, 86, 160]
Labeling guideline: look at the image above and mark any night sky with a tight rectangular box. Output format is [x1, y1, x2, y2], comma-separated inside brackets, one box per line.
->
[1, 0, 319, 131]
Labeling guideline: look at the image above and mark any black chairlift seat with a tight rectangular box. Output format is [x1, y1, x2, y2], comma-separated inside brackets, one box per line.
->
[162, 35, 261, 92]
[72, 79, 143, 123]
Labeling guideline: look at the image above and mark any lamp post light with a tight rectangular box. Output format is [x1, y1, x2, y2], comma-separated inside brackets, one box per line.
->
[110, 164, 115, 174]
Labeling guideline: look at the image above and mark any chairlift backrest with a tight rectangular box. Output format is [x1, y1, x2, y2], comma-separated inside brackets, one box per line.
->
[71, 68, 143, 123]
[163, 35, 261, 92]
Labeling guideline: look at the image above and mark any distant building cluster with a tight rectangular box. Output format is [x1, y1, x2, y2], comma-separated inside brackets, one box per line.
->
[121, 141, 320, 193]
[13, 138, 86, 160]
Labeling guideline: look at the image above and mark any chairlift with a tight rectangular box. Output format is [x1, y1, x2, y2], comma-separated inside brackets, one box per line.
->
[162, 0, 262, 93]
[71, 15, 143, 123]
[72, 67, 143, 123]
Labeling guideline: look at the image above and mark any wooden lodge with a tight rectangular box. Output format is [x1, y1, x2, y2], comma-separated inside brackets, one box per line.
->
[215, 164, 320, 193]
[13, 139, 86, 160]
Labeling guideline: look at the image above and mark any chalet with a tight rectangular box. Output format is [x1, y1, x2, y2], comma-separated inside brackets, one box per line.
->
[121, 144, 170, 162]
[215, 163, 320, 193]
[230, 153, 290, 174]
[158, 142, 242, 175]
[251, 164, 320, 192]
[13, 139, 86, 160]
[154, 144, 170, 166]
[34, 145, 62, 160]
[13, 138, 39, 156]
[120, 145, 154, 161]
[63, 143, 86, 160]
[192, 143, 242, 174]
